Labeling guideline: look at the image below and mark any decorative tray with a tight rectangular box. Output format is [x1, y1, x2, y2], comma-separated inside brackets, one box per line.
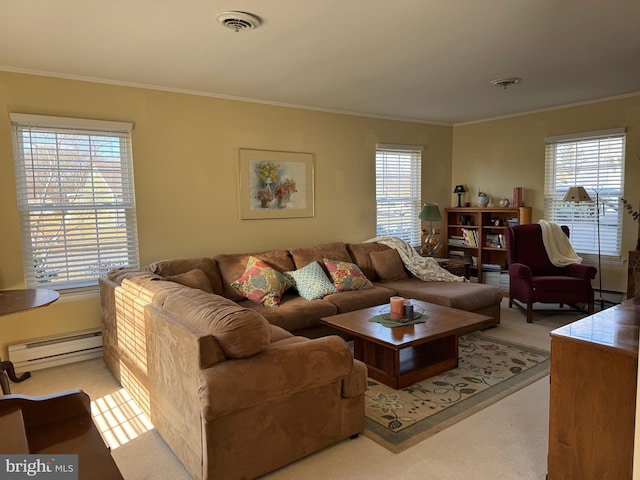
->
[378, 304, 425, 322]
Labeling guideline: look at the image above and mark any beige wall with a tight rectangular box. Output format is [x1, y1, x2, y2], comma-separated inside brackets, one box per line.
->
[2, 70, 638, 355]
[0, 71, 452, 354]
[452, 95, 640, 293]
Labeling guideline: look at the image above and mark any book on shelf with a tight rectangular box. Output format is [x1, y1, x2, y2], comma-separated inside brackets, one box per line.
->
[484, 233, 505, 248]
[483, 271, 501, 287]
[500, 272, 510, 292]
[461, 228, 478, 247]
[481, 263, 502, 271]
[448, 235, 466, 246]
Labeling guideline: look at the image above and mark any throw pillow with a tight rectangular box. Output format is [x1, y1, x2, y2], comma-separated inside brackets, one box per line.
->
[285, 261, 338, 300]
[369, 249, 409, 282]
[323, 258, 373, 291]
[231, 256, 292, 307]
[166, 269, 214, 293]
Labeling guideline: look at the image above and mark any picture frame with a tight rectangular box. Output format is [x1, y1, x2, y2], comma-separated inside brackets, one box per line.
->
[238, 148, 315, 219]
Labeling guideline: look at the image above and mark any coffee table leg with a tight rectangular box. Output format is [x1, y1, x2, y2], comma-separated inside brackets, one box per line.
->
[353, 338, 401, 388]
[354, 335, 459, 390]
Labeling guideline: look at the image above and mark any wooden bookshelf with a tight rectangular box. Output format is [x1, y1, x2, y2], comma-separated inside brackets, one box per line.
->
[444, 207, 531, 284]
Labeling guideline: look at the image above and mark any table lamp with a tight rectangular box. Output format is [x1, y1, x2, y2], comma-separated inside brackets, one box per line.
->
[419, 203, 442, 256]
[453, 185, 467, 208]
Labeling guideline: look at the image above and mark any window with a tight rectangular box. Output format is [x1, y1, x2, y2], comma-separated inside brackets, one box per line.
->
[375, 144, 423, 246]
[10, 114, 139, 291]
[544, 128, 625, 258]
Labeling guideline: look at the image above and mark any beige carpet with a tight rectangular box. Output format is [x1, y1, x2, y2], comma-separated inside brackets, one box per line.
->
[9, 299, 587, 480]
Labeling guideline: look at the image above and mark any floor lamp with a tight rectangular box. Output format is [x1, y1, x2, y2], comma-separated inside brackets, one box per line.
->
[563, 186, 614, 310]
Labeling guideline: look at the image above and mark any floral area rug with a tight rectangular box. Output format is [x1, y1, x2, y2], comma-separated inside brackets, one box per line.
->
[361, 332, 550, 453]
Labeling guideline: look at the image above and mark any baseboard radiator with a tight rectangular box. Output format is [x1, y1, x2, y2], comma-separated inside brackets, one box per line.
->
[8, 329, 103, 372]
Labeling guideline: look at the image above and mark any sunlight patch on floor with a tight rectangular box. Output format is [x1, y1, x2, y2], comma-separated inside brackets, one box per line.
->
[90, 387, 154, 449]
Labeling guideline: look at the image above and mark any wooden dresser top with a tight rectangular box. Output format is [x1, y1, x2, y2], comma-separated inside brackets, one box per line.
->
[550, 297, 640, 357]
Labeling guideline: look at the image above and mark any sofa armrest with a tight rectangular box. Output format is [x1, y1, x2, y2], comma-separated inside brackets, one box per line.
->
[509, 263, 532, 281]
[342, 359, 367, 398]
[146, 304, 227, 369]
[199, 335, 354, 420]
[564, 263, 597, 280]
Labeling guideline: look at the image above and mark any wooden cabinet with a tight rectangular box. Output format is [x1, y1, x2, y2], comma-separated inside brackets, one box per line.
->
[548, 298, 639, 479]
[444, 207, 531, 283]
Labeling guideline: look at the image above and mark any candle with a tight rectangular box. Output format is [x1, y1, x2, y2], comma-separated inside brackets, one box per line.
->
[403, 300, 414, 321]
[390, 296, 404, 320]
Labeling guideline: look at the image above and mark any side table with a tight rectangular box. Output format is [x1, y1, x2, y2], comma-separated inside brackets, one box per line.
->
[0, 289, 59, 394]
[436, 258, 471, 279]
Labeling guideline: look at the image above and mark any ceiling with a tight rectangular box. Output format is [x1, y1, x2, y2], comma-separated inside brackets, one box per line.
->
[1, 0, 639, 125]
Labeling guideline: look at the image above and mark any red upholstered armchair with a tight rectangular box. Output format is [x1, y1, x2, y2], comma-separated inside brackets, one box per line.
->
[505, 223, 596, 323]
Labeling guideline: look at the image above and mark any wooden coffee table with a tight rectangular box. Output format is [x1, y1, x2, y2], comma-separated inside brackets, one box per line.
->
[321, 300, 494, 389]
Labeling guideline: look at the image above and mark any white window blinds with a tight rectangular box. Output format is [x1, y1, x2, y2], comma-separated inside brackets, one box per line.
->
[10, 114, 140, 290]
[544, 128, 625, 257]
[375, 144, 423, 246]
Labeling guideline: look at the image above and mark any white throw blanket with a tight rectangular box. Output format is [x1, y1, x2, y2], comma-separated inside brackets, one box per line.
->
[538, 219, 583, 267]
[365, 236, 464, 282]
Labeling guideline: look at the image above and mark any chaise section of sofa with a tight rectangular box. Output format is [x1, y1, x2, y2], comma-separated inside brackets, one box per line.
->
[346, 242, 502, 324]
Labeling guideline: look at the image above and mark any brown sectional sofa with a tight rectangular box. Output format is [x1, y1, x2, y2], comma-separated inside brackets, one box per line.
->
[99, 241, 502, 480]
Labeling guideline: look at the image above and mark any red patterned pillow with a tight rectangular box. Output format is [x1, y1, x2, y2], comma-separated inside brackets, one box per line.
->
[323, 258, 373, 291]
[231, 256, 292, 307]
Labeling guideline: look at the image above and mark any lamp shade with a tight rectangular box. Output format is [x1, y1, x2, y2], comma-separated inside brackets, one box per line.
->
[453, 185, 467, 194]
[563, 186, 592, 202]
[419, 203, 441, 221]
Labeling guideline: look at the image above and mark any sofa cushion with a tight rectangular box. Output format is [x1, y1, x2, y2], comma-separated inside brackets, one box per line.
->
[369, 249, 408, 282]
[239, 292, 338, 332]
[231, 256, 292, 307]
[323, 284, 397, 313]
[269, 325, 294, 343]
[162, 289, 270, 358]
[323, 258, 373, 291]
[289, 242, 352, 270]
[119, 273, 187, 306]
[215, 250, 295, 302]
[147, 257, 222, 295]
[166, 269, 214, 293]
[285, 261, 338, 300]
[378, 278, 502, 313]
[345, 242, 392, 281]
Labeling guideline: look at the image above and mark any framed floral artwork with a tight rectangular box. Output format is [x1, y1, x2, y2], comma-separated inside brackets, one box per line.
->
[238, 149, 315, 219]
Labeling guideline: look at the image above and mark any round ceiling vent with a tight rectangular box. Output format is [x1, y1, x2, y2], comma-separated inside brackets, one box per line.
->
[490, 77, 522, 89]
[216, 11, 262, 32]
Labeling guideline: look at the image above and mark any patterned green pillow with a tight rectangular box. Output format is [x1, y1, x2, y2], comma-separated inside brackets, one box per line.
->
[324, 258, 373, 291]
[231, 256, 292, 307]
[285, 261, 338, 300]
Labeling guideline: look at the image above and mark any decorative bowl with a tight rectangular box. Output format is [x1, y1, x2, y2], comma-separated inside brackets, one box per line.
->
[378, 304, 425, 322]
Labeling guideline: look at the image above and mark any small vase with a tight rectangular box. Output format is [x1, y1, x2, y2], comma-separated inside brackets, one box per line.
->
[260, 199, 271, 208]
[277, 197, 287, 208]
[478, 193, 490, 207]
[499, 198, 510, 207]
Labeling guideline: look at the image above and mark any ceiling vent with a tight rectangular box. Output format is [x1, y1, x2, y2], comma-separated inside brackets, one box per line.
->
[216, 11, 262, 32]
[490, 77, 522, 89]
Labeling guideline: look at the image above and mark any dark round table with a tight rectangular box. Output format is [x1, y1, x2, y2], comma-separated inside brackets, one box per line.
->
[1, 288, 59, 394]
